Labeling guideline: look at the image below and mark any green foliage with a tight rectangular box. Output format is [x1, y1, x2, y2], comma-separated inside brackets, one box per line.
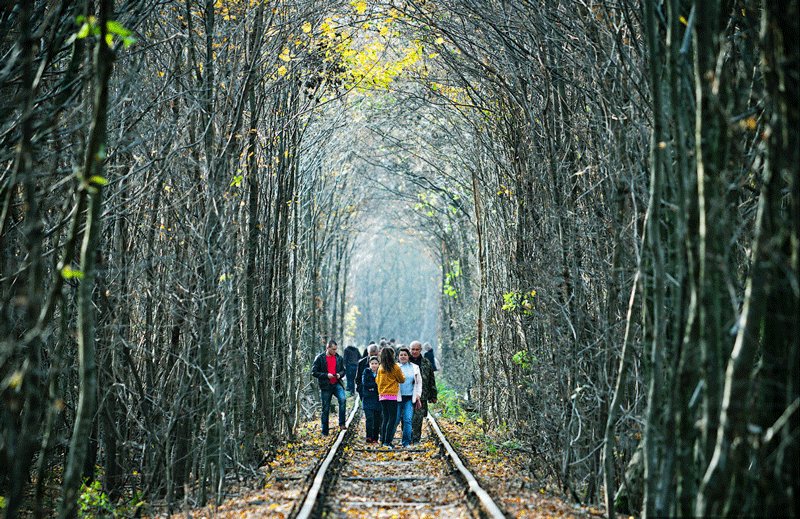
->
[443, 260, 461, 299]
[483, 438, 498, 455]
[88, 175, 108, 186]
[501, 289, 536, 315]
[479, 433, 524, 456]
[77, 478, 145, 518]
[229, 174, 243, 187]
[75, 16, 136, 48]
[0, 496, 6, 509]
[414, 191, 436, 216]
[434, 381, 473, 421]
[78, 480, 112, 518]
[512, 350, 537, 370]
[61, 265, 85, 280]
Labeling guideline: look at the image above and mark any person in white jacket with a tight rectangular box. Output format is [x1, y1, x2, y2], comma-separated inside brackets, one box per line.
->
[395, 346, 422, 448]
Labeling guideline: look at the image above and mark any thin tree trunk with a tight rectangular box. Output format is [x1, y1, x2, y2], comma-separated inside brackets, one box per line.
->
[59, 1, 114, 514]
[471, 155, 486, 422]
[6, 1, 45, 515]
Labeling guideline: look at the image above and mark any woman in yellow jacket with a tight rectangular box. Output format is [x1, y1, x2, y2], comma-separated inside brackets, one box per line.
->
[376, 346, 405, 448]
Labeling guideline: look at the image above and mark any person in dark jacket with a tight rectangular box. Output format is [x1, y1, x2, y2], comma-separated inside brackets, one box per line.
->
[361, 356, 382, 442]
[311, 340, 347, 435]
[410, 341, 438, 444]
[343, 344, 361, 395]
[423, 342, 438, 372]
[355, 343, 377, 396]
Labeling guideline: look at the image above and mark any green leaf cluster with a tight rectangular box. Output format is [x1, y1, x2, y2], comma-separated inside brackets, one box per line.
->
[433, 381, 473, 422]
[75, 16, 136, 48]
[77, 477, 145, 518]
[78, 480, 111, 518]
[61, 265, 85, 280]
[443, 260, 461, 299]
[501, 289, 536, 315]
[512, 350, 537, 370]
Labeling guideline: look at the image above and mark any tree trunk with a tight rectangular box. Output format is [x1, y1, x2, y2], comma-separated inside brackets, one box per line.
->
[59, 2, 114, 514]
[697, 1, 800, 514]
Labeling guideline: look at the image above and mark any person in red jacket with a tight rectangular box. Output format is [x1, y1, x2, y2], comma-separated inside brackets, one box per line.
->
[311, 340, 347, 435]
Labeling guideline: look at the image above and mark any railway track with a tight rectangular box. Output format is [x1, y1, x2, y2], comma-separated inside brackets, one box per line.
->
[292, 400, 506, 518]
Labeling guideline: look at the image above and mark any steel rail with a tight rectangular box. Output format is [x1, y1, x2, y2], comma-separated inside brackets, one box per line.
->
[294, 399, 507, 519]
[427, 412, 508, 519]
[294, 396, 360, 519]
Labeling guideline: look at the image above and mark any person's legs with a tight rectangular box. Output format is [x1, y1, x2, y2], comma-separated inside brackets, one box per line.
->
[346, 365, 357, 394]
[376, 405, 384, 443]
[335, 384, 347, 427]
[370, 409, 381, 441]
[381, 400, 398, 446]
[379, 401, 390, 444]
[401, 399, 414, 446]
[394, 401, 403, 443]
[412, 399, 428, 443]
[364, 408, 375, 441]
[320, 388, 334, 435]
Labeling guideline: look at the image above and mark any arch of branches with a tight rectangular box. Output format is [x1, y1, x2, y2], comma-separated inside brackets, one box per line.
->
[1, 1, 797, 517]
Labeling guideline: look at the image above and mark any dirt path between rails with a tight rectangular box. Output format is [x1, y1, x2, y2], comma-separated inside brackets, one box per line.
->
[322, 431, 475, 518]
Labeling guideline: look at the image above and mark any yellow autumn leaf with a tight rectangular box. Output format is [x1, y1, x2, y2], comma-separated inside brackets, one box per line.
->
[279, 48, 291, 62]
[353, 1, 367, 14]
[277, 65, 288, 76]
[302, 21, 312, 33]
[435, 36, 444, 44]
[320, 17, 335, 38]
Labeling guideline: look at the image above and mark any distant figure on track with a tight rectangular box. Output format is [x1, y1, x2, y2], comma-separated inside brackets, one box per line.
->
[376, 346, 404, 449]
[410, 341, 437, 444]
[343, 343, 361, 395]
[396, 346, 422, 448]
[423, 342, 439, 372]
[311, 339, 347, 435]
[361, 356, 382, 443]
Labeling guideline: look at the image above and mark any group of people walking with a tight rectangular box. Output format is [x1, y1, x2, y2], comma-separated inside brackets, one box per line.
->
[311, 338, 438, 448]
